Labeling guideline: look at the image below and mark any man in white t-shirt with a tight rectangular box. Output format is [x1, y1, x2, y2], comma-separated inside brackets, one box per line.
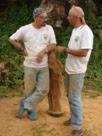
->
[57, 6, 93, 136]
[9, 7, 56, 121]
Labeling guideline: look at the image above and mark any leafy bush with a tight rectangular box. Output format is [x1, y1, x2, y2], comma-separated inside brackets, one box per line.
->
[0, 2, 102, 92]
[0, 3, 32, 88]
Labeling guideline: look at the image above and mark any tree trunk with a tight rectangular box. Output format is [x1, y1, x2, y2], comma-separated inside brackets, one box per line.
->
[47, 52, 64, 117]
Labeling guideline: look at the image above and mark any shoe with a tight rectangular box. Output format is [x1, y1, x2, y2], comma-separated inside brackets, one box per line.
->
[18, 99, 25, 119]
[28, 110, 37, 121]
[63, 119, 71, 126]
[71, 129, 83, 136]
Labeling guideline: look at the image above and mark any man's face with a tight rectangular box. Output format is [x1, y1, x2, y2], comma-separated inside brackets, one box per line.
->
[36, 12, 48, 26]
[67, 13, 77, 26]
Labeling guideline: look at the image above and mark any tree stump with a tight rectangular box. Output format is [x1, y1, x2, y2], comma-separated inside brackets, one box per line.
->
[47, 52, 64, 117]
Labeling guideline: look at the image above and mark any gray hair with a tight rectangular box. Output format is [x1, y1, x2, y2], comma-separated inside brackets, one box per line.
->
[33, 7, 46, 18]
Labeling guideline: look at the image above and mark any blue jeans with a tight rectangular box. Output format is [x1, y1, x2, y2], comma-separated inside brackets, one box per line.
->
[23, 66, 49, 112]
[65, 73, 85, 130]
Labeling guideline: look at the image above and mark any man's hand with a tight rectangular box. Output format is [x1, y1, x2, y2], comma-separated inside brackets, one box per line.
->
[36, 50, 45, 63]
[56, 46, 66, 53]
[36, 44, 56, 63]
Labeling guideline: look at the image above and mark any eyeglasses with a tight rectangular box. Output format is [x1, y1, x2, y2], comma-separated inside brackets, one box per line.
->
[39, 15, 48, 20]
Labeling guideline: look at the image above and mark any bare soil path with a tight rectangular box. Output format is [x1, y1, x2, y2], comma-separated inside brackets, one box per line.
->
[0, 94, 102, 136]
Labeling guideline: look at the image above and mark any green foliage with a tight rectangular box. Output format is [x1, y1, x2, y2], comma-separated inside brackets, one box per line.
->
[0, 2, 102, 93]
[55, 27, 72, 63]
[0, 3, 31, 88]
[85, 16, 102, 91]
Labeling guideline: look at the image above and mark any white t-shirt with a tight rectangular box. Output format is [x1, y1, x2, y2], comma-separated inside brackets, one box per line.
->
[65, 24, 94, 74]
[9, 24, 56, 68]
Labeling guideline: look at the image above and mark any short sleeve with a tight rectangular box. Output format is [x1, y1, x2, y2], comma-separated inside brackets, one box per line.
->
[80, 28, 94, 50]
[9, 27, 24, 41]
[48, 26, 57, 44]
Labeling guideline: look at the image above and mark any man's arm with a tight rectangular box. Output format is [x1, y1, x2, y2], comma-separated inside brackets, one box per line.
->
[9, 39, 28, 56]
[66, 48, 89, 57]
[56, 46, 89, 57]
[9, 39, 24, 50]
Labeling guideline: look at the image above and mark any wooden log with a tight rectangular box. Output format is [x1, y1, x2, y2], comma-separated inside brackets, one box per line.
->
[47, 52, 64, 117]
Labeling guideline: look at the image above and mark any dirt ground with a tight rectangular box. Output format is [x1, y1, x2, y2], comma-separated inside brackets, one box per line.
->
[0, 93, 102, 136]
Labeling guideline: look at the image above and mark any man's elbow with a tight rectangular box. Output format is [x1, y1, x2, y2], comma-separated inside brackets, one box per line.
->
[8, 38, 12, 44]
[8, 39, 15, 45]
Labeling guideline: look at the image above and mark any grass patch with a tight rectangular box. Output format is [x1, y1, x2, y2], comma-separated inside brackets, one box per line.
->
[83, 78, 102, 98]
[0, 86, 23, 97]
[83, 89, 102, 98]
[85, 79, 102, 92]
